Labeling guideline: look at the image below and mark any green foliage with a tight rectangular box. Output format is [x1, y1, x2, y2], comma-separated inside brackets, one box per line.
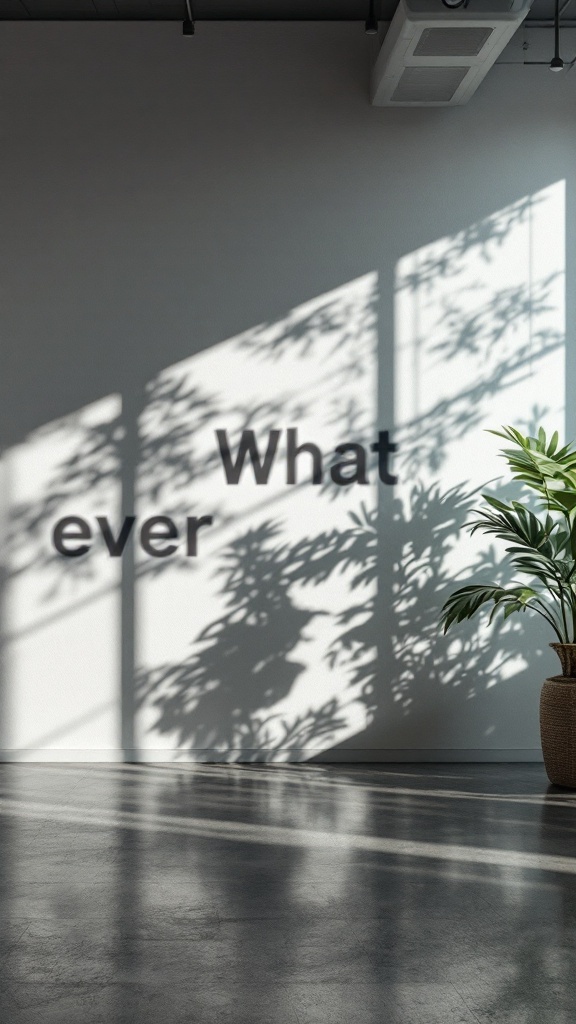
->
[440, 427, 576, 643]
[489, 426, 576, 514]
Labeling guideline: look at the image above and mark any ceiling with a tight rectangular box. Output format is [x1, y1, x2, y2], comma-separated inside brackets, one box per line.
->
[0, 0, 572, 21]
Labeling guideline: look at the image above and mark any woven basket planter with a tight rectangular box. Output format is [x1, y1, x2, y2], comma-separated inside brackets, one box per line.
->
[540, 644, 576, 788]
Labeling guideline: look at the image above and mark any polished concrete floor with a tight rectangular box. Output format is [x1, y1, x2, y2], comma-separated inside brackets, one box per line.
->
[0, 762, 575, 1023]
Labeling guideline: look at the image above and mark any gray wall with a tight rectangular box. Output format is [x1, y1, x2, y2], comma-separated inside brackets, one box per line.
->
[1, 22, 575, 760]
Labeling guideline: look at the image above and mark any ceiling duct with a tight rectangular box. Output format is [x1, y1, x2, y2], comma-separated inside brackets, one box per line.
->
[371, 0, 532, 106]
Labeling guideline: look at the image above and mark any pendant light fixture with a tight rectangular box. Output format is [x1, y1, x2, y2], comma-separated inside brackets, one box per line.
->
[550, 0, 564, 70]
[183, 0, 195, 36]
[365, 0, 378, 35]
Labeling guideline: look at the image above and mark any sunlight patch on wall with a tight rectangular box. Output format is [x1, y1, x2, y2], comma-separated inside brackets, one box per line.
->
[135, 274, 378, 759]
[1, 396, 122, 755]
[396, 181, 565, 500]
[392, 182, 565, 731]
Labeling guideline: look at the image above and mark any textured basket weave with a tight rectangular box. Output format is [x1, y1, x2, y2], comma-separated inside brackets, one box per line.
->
[549, 643, 576, 678]
[540, 645, 576, 788]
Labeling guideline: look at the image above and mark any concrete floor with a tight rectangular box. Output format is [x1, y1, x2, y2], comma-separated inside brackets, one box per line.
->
[0, 763, 574, 1024]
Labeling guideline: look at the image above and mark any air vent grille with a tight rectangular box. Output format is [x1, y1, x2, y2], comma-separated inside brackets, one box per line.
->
[371, 0, 531, 106]
[391, 65, 469, 103]
[413, 27, 493, 58]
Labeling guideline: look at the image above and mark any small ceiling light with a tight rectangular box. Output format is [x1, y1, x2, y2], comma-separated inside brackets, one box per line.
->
[183, 0, 195, 36]
[550, 0, 564, 70]
[365, 0, 378, 35]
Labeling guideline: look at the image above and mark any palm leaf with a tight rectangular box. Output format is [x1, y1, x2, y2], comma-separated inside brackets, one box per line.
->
[441, 425, 576, 643]
[440, 584, 541, 634]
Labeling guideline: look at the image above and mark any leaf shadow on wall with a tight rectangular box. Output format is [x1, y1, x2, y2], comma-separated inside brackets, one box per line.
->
[135, 188, 564, 756]
[3, 188, 565, 756]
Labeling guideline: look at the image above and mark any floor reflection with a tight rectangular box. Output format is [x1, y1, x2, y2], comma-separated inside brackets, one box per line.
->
[0, 763, 575, 1023]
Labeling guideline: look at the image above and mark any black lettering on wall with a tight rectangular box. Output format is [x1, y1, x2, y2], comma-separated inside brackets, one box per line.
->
[140, 516, 178, 557]
[186, 515, 214, 556]
[331, 443, 368, 486]
[97, 516, 136, 557]
[286, 428, 323, 485]
[370, 431, 398, 485]
[53, 516, 92, 557]
[216, 429, 280, 485]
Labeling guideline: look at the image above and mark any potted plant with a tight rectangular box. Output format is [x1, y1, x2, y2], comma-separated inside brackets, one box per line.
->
[440, 425, 576, 788]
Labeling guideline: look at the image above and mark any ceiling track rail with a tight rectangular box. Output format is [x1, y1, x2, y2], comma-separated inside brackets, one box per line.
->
[5, 17, 576, 23]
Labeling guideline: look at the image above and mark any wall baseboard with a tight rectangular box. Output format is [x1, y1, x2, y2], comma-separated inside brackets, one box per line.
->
[0, 748, 544, 763]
